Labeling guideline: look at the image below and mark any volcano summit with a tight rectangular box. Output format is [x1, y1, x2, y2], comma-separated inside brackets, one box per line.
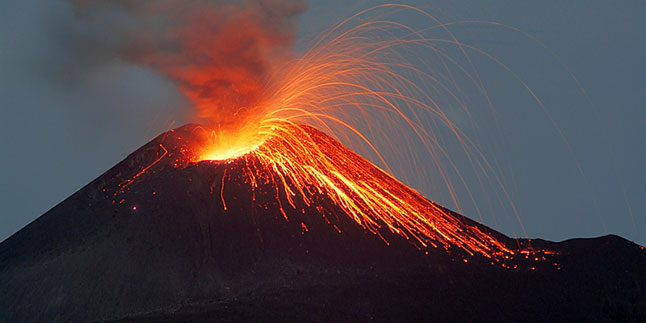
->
[1, 124, 645, 322]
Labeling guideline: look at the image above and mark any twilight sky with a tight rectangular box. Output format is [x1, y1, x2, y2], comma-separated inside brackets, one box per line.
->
[1, 1, 644, 245]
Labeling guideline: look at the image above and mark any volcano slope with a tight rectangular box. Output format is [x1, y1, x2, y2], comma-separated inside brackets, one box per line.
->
[1, 124, 645, 322]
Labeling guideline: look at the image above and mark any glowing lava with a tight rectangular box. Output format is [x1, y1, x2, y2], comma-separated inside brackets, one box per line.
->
[136, 5, 557, 260]
[191, 122, 512, 258]
[196, 127, 268, 161]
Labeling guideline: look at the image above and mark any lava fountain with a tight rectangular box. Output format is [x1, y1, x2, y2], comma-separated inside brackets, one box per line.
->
[115, 3, 539, 259]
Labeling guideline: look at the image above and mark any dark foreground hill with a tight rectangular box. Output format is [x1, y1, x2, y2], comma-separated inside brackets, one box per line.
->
[1, 124, 645, 322]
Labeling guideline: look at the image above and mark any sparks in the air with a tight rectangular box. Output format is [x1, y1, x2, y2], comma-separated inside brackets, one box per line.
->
[125, 4, 546, 260]
[154, 4, 528, 258]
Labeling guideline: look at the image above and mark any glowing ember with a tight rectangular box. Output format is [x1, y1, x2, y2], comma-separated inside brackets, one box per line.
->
[193, 122, 513, 258]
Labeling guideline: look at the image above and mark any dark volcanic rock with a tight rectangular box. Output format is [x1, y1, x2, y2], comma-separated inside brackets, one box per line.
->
[1, 124, 645, 322]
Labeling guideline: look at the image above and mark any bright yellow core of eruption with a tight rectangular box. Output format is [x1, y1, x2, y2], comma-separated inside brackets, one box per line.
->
[201, 144, 254, 161]
[198, 127, 269, 161]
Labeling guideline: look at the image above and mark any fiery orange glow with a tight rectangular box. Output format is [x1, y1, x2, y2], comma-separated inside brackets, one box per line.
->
[167, 4, 532, 258]
[129, 5, 558, 261]
[197, 127, 267, 161]
[198, 122, 513, 258]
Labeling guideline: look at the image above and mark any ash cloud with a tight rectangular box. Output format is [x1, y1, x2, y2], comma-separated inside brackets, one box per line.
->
[68, 0, 307, 126]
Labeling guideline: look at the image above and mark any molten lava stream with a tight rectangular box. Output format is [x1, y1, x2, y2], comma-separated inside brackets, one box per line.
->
[194, 122, 514, 259]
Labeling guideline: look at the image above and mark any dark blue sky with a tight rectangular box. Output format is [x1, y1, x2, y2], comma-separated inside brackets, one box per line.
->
[1, 1, 644, 245]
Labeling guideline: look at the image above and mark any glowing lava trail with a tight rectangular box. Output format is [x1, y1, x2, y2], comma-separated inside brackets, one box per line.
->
[195, 122, 513, 258]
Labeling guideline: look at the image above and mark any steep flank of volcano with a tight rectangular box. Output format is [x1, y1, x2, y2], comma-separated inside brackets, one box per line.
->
[1, 124, 645, 322]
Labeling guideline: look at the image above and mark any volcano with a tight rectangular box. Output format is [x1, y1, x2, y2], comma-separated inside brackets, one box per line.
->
[1, 124, 645, 322]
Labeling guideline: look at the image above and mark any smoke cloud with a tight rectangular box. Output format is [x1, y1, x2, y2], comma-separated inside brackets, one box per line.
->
[69, 0, 306, 126]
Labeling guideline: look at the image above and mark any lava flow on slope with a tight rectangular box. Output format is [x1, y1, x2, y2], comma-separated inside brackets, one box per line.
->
[112, 121, 554, 265]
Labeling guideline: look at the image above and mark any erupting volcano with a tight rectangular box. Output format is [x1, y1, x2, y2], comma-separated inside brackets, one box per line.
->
[2, 2, 645, 322]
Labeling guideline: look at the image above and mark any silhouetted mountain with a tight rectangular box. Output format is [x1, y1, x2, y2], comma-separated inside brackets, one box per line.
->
[1, 124, 644, 322]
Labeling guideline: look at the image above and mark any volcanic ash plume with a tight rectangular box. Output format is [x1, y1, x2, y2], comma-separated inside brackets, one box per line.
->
[70, 0, 306, 128]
